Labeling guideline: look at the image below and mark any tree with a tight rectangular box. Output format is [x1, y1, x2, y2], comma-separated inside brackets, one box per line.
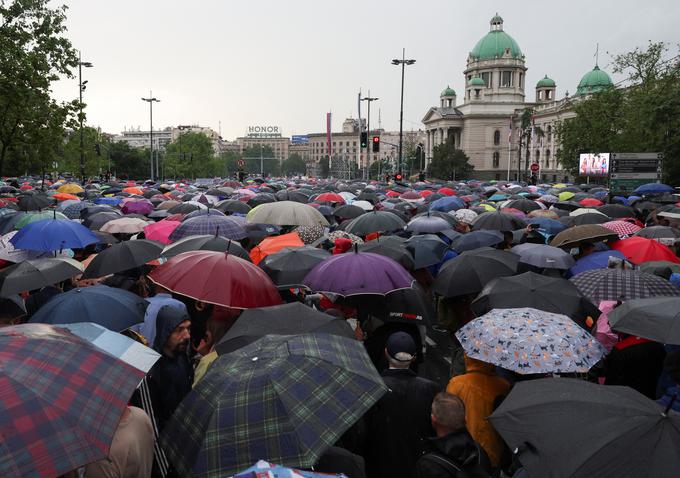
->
[109, 141, 148, 180]
[319, 155, 330, 178]
[556, 41, 680, 182]
[429, 142, 474, 180]
[369, 158, 392, 179]
[163, 131, 215, 179]
[281, 153, 306, 176]
[0, 0, 79, 176]
[240, 145, 280, 177]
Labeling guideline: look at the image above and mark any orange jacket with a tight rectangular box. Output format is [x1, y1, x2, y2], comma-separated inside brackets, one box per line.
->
[446, 355, 510, 467]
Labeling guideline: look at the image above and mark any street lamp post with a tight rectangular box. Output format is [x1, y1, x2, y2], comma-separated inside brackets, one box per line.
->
[361, 93, 378, 180]
[141, 92, 160, 181]
[392, 49, 415, 176]
[78, 52, 93, 184]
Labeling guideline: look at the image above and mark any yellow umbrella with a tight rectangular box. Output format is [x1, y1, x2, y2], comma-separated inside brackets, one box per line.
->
[553, 183, 567, 189]
[57, 183, 84, 194]
[558, 191, 575, 202]
[478, 203, 497, 212]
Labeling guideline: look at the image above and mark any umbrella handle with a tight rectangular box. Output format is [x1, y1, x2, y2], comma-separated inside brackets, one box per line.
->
[513, 441, 537, 457]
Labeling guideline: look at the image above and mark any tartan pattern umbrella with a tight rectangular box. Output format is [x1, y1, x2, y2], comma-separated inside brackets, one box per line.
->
[161, 333, 387, 478]
[601, 220, 642, 238]
[169, 215, 247, 241]
[570, 268, 680, 303]
[0, 324, 144, 478]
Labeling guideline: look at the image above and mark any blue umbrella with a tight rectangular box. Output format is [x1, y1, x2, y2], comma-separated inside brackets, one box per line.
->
[10, 218, 99, 252]
[94, 197, 123, 206]
[634, 183, 674, 195]
[429, 196, 465, 212]
[528, 217, 567, 236]
[29, 285, 148, 331]
[450, 230, 505, 252]
[566, 250, 627, 278]
[489, 193, 509, 202]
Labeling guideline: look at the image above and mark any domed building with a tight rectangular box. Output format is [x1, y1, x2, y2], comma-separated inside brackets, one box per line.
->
[422, 14, 611, 182]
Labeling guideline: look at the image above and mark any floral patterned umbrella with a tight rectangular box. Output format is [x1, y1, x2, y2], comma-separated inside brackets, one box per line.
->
[456, 307, 606, 374]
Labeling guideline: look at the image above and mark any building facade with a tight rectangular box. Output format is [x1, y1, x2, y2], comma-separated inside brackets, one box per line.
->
[113, 125, 222, 153]
[422, 14, 613, 182]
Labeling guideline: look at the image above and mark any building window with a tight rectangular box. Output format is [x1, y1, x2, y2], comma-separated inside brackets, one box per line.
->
[493, 130, 500, 145]
[535, 150, 540, 164]
[547, 125, 552, 142]
[538, 91, 543, 100]
[481, 72, 492, 87]
[501, 71, 513, 87]
[492, 151, 500, 168]
[545, 90, 552, 100]
[519, 73, 524, 88]
[545, 149, 551, 168]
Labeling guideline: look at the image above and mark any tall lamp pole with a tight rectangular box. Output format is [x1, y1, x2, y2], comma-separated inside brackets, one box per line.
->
[141, 92, 160, 181]
[78, 52, 93, 184]
[391, 49, 415, 176]
[361, 93, 378, 180]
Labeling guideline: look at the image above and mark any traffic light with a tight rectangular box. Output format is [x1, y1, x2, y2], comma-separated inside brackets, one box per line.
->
[395, 171, 403, 181]
[372, 135, 380, 153]
[360, 132, 368, 148]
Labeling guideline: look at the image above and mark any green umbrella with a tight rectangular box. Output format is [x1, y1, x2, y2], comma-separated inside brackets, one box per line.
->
[15, 211, 68, 229]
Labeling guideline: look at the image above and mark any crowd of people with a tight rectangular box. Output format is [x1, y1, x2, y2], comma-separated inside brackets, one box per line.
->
[1, 175, 679, 478]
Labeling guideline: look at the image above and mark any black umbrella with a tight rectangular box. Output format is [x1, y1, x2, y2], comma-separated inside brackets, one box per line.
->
[259, 246, 330, 286]
[214, 302, 354, 355]
[471, 271, 599, 325]
[359, 237, 414, 270]
[275, 190, 309, 203]
[472, 211, 527, 231]
[0, 258, 84, 297]
[338, 284, 434, 326]
[450, 230, 504, 252]
[168, 202, 202, 215]
[18, 194, 54, 211]
[598, 204, 636, 219]
[380, 208, 410, 223]
[0, 212, 27, 235]
[214, 200, 252, 215]
[560, 213, 608, 226]
[91, 231, 120, 244]
[489, 377, 680, 478]
[638, 260, 680, 279]
[333, 204, 366, 220]
[161, 235, 251, 261]
[79, 205, 119, 219]
[405, 234, 449, 269]
[247, 193, 277, 207]
[357, 191, 379, 204]
[504, 198, 542, 213]
[82, 212, 122, 230]
[344, 211, 406, 235]
[607, 297, 680, 344]
[635, 226, 680, 241]
[82, 239, 163, 279]
[433, 247, 519, 297]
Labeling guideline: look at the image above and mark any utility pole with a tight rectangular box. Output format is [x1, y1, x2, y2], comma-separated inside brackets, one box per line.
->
[361, 93, 378, 180]
[392, 49, 416, 175]
[141, 92, 160, 181]
[78, 52, 93, 184]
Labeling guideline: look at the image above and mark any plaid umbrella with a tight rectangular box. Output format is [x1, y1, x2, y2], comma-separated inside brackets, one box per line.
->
[601, 220, 642, 239]
[161, 333, 387, 477]
[456, 307, 606, 374]
[569, 268, 680, 303]
[0, 323, 144, 477]
[169, 215, 247, 241]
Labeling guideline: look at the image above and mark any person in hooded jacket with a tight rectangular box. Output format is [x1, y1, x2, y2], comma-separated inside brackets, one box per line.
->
[147, 305, 194, 431]
[416, 392, 491, 478]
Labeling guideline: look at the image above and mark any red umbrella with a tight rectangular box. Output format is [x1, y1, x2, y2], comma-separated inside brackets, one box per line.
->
[315, 192, 345, 204]
[579, 198, 604, 207]
[610, 237, 680, 264]
[385, 190, 400, 198]
[143, 220, 181, 245]
[437, 187, 456, 196]
[148, 251, 283, 309]
[419, 190, 433, 198]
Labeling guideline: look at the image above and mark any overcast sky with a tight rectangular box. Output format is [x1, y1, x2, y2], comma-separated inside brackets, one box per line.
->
[50, 0, 677, 140]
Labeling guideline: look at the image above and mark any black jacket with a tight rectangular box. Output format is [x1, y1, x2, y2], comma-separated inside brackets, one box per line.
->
[365, 368, 440, 478]
[415, 431, 491, 478]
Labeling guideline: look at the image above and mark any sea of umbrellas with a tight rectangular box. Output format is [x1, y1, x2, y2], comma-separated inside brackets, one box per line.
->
[1, 176, 680, 478]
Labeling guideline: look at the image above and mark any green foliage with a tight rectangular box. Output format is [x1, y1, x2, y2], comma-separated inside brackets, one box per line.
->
[556, 41, 680, 183]
[319, 156, 330, 178]
[240, 145, 280, 177]
[163, 132, 216, 179]
[369, 158, 392, 179]
[0, 0, 79, 176]
[429, 142, 474, 180]
[281, 153, 306, 176]
[109, 141, 148, 180]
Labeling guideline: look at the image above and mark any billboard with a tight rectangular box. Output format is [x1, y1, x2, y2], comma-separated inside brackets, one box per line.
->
[291, 135, 309, 144]
[579, 153, 610, 177]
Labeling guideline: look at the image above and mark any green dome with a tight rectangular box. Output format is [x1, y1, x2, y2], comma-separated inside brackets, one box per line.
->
[536, 75, 556, 88]
[576, 65, 613, 95]
[470, 15, 523, 61]
[441, 85, 456, 96]
[469, 77, 485, 87]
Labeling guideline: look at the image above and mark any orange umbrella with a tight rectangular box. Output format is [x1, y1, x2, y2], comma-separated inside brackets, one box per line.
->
[122, 187, 143, 195]
[249, 232, 304, 265]
[53, 193, 80, 201]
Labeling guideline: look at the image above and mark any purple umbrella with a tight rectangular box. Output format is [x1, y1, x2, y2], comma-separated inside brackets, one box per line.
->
[121, 200, 154, 215]
[302, 251, 413, 296]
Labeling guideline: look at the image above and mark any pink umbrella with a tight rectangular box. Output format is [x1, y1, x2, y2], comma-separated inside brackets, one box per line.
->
[143, 220, 181, 245]
[235, 188, 256, 196]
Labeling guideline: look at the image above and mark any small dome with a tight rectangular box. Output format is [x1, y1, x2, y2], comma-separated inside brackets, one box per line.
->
[536, 75, 556, 88]
[470, 14, 523, 61]
[469, 77, 485, 87]
[576, 65, 613, 95]
[441, 85, 456, 97]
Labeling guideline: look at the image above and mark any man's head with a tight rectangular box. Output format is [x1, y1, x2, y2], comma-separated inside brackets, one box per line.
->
[384, 331, 416, 368]
[153, 305, 191, 358]
[431, 392, 466, 437]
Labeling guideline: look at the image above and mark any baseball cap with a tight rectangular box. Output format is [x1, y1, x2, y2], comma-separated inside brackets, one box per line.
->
[386, 331, 417, 362]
